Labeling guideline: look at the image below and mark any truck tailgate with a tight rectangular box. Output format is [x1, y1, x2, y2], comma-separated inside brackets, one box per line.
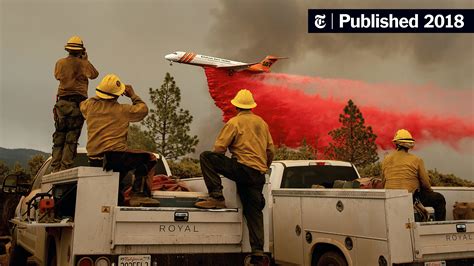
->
[412, 220, 474, 261]
[111, 207, 242, 247]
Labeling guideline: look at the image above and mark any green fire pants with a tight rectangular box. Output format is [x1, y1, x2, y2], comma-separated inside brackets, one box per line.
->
[51, 98, 84, 172]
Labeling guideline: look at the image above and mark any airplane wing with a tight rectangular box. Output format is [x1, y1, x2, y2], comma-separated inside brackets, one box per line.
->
[215, 55, 287, 73]
[216, 63, 255, 72]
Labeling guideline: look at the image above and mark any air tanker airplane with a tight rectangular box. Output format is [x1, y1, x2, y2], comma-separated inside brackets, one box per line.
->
[165, 51, 287, 74]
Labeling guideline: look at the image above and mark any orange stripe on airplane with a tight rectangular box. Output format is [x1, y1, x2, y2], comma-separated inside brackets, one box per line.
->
[182, 53, 191, 63]
[184, 52, 195, 63]
[186, 53, 196, 63]
[182, 53, 191, 62]
[179, 52, 190, 63]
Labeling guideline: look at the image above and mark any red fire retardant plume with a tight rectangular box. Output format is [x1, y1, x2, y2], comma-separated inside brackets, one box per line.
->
[204, 67, 474, 152]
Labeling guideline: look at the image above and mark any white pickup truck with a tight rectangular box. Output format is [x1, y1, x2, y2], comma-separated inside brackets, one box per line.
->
[3, 152, 474, 266]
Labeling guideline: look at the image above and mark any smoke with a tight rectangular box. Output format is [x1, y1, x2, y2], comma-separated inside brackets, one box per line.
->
[204, 67, 474, 152]
[208, 0, 474, 89]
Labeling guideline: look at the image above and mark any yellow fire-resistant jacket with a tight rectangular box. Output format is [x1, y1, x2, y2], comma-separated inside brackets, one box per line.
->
[54, 55, 99, 98]
[214, 110, 274, 173]
[80, 94, 147, 157]
[382, 150, 432, 193]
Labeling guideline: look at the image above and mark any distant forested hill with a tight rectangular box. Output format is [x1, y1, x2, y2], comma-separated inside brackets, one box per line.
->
[0, 147, 49, 168]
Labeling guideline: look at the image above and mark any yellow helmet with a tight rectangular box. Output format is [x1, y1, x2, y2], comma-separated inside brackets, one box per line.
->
[392, 129, 415, 148]
[64, 35, 84, 51]
[231, 89, 257, 109]
[96, 74, 126, 99]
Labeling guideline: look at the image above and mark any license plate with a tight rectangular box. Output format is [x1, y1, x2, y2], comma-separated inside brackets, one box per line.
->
[118, 255, 151, 266]
[424, 261, 446, 266]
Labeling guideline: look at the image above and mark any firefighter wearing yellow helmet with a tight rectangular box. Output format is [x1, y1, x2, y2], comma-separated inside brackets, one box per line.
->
[80, 74, 159, 207]
[382, 129, 446, 221]
[195, 89, 275, 263]
[51, 35, 99, 172]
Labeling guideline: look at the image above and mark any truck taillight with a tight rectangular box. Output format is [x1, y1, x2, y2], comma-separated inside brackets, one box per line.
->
[95, 257, 111, 266]
[77, 257, 93, 266]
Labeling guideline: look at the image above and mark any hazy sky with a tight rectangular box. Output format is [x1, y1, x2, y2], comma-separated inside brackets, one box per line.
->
[1, 0, 473, 180]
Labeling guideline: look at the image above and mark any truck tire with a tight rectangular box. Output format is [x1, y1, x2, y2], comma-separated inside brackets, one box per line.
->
[316, 251, 347, 266]
[243, 254, 271, 266]
[9, 243, 29, 266]
[1, 195, 21, 235]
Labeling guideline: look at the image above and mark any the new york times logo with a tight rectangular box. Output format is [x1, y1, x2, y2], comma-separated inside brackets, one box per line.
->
[308, 9, 474, 33]
[314, 14, 326, 29]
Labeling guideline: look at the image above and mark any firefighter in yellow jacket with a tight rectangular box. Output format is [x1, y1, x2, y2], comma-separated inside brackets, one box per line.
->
[382, 129, 446, 221]
[195, 89, 275, 264]
[80, 74, 159, 207]
[52, 36, 99, 172]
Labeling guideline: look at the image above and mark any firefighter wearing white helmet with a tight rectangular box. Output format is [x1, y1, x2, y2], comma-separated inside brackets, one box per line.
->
[51, 35, 99, 172]
[80, 74, 159, 207]
[195, 89, 275, 264]
[382, 129, 446, 221]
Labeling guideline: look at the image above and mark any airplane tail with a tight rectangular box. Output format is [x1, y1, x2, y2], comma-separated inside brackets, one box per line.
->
[251, 56, 288, 72]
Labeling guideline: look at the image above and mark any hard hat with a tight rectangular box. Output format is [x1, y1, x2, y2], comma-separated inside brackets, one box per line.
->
[64, 35, 84, 51]
[96, 74, 126, 99]
[392, 129, 415, 148]
[231, 89, 257, 109]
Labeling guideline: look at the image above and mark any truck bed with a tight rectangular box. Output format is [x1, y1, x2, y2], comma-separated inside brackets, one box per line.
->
[36, 167, 251, 255]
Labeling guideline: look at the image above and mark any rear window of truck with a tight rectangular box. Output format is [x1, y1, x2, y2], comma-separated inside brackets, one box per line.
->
[281, 165, 359, 188]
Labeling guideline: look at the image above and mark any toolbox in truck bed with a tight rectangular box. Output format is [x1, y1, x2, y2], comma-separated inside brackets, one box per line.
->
[152, 191, 208, 207]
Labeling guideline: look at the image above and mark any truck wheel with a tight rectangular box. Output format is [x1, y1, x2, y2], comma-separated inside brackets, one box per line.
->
[9, 243, 29, 266]
[1, 195, 21, 235]
[316, 251, 347, 266]
[244, 254, 271, 266]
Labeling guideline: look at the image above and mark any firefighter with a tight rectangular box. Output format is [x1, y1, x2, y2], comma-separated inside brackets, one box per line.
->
[80, 74, 159, 207]
[52, 35, 99, 172]
[382, 129, 446, 221]
[195, 89, 275, 263]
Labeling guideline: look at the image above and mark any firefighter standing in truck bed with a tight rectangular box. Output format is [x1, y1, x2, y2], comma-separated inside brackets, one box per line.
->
[52, 35, 99, 172]
[195, 89, 275, 263]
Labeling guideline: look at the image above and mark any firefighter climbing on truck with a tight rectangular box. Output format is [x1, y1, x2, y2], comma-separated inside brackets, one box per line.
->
[195, 89, 275, 265]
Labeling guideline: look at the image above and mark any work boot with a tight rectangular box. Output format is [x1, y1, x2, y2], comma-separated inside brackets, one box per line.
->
[129, 196, 160, 207]
[245, 252, 269, 266]
[194, 197, 226, 209]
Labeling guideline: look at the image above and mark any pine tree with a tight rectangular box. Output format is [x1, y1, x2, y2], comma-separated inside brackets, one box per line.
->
[274, 139, 317, 160]
[127, 124, 157, 152]
[0, 161, 9, 178]
[28, 154, 46, 177]
[142, 73, 199, 159]
[325, 99, 379, 168]
[12, 162, 25, 175]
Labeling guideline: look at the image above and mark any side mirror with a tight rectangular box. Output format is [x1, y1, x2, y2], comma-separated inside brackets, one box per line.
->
[2, 174, 19, 193]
